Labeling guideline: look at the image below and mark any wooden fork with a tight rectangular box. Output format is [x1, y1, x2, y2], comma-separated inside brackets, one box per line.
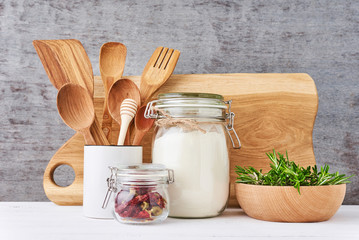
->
[140, 47, 180, 104]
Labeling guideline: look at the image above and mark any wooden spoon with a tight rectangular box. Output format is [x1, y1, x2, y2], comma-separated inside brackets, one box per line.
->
[140, 47, 180, 104]
[57, 83, 96, 145]
[65, 40, 109, 145]
[99, 42, 127, 141]
[108, 79, 141, 145]
[132, 105, 155, 145]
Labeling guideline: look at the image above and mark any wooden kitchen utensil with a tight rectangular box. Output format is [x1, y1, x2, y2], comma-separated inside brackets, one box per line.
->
[33, 39, 94, 94]
[33, 40, 109, 145]
[33, 40, 69, 89]
[132, 105, 155, 146]
[99, 42, 127, 142]
[34, 39, 109, 205]
[43, 73, 318, 206]
[117, 99, 138, 145]
[108, 78, 141, 145]
[140, 47, 180, 104]
[57, 83, 96, 145]
[68, 40, 110, 146]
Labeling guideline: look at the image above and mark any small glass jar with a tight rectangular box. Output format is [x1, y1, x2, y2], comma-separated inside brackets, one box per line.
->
[103, 164, 174, 224]
[145, 93, 240, 218]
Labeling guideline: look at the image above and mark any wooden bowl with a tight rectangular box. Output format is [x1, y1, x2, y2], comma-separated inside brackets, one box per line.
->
[235, 183, 346, 222]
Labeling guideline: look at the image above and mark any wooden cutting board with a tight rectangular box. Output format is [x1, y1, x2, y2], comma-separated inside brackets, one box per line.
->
[44, 73, 318, 207]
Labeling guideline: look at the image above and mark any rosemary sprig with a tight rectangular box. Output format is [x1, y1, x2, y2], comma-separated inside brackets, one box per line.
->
[235, 150, 353, 194]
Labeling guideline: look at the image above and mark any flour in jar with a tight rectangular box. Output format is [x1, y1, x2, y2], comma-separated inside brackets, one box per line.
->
[152, 124, 229, 218]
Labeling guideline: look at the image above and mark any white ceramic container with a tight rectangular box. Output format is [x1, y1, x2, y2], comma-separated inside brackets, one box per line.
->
[83, 145, 142, 219]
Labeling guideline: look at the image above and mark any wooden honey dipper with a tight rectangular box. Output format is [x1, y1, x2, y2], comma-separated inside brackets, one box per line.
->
[117, 98, 138, 145]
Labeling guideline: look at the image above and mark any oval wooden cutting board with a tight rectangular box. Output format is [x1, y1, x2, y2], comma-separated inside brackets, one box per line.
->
[44, 73, 318, 206]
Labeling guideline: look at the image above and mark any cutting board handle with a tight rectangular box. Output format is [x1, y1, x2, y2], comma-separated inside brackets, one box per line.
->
[43, 133, 84, 205]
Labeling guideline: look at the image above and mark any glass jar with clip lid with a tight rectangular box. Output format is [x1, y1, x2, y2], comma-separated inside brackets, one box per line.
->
[145, 92, 241, 218]
[102, 164, 174, 224]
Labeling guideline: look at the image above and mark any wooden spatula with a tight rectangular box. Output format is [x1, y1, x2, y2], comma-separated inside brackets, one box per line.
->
[34, 39, 94, 94]
[33, 40, 69, 89]
[140, 47, 180, 104]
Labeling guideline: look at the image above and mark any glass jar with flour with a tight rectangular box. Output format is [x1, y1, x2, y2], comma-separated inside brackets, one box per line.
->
[145, 93, 240, 218]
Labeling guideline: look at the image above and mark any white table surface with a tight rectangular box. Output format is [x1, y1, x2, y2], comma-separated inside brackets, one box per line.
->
[0, 202, 358, 240]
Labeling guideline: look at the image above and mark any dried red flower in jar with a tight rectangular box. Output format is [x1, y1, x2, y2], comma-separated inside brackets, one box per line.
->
[114, 187, 167, 221]
[103, 164, 174, 224]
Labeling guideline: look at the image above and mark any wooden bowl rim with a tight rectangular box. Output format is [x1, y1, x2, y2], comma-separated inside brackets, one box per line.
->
[235, 183, 346, 189]
[234, 182, 346, 222]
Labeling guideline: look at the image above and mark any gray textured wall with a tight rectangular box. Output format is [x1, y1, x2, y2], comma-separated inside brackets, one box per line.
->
[0, 0, 358, 204]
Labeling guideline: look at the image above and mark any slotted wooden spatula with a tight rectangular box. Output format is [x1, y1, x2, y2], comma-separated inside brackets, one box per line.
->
[140, 47, 180, 104]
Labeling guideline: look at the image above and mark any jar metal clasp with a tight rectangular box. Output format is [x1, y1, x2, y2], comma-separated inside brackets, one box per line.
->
[224, 100, 241, 149]
[102, 167, 118, 209]
[144, 100, 161, 119]
[167, 169, 175, 184]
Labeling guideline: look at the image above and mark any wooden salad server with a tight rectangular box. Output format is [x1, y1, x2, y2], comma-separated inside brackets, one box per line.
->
[99, 42, 127, 142]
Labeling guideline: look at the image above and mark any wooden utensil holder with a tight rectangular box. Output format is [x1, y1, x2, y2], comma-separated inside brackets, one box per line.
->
[43, 73, 318, 206]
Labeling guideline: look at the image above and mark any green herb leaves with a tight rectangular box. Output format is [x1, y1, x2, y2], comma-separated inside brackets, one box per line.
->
[235, 150, 353, 194]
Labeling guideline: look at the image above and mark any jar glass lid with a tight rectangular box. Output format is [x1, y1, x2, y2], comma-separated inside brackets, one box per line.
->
[158, 92, 224, 100]
[148, 92, 227, 120]
[156, 92, 226, 109]
[114, 164, 174, 184]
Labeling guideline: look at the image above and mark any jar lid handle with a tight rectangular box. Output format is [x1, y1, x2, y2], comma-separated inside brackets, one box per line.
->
[144, 100, 160, 119]
[225, 100, 241, 149]
[167, 169, 175, 184]
[102, 167, 118, 209]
